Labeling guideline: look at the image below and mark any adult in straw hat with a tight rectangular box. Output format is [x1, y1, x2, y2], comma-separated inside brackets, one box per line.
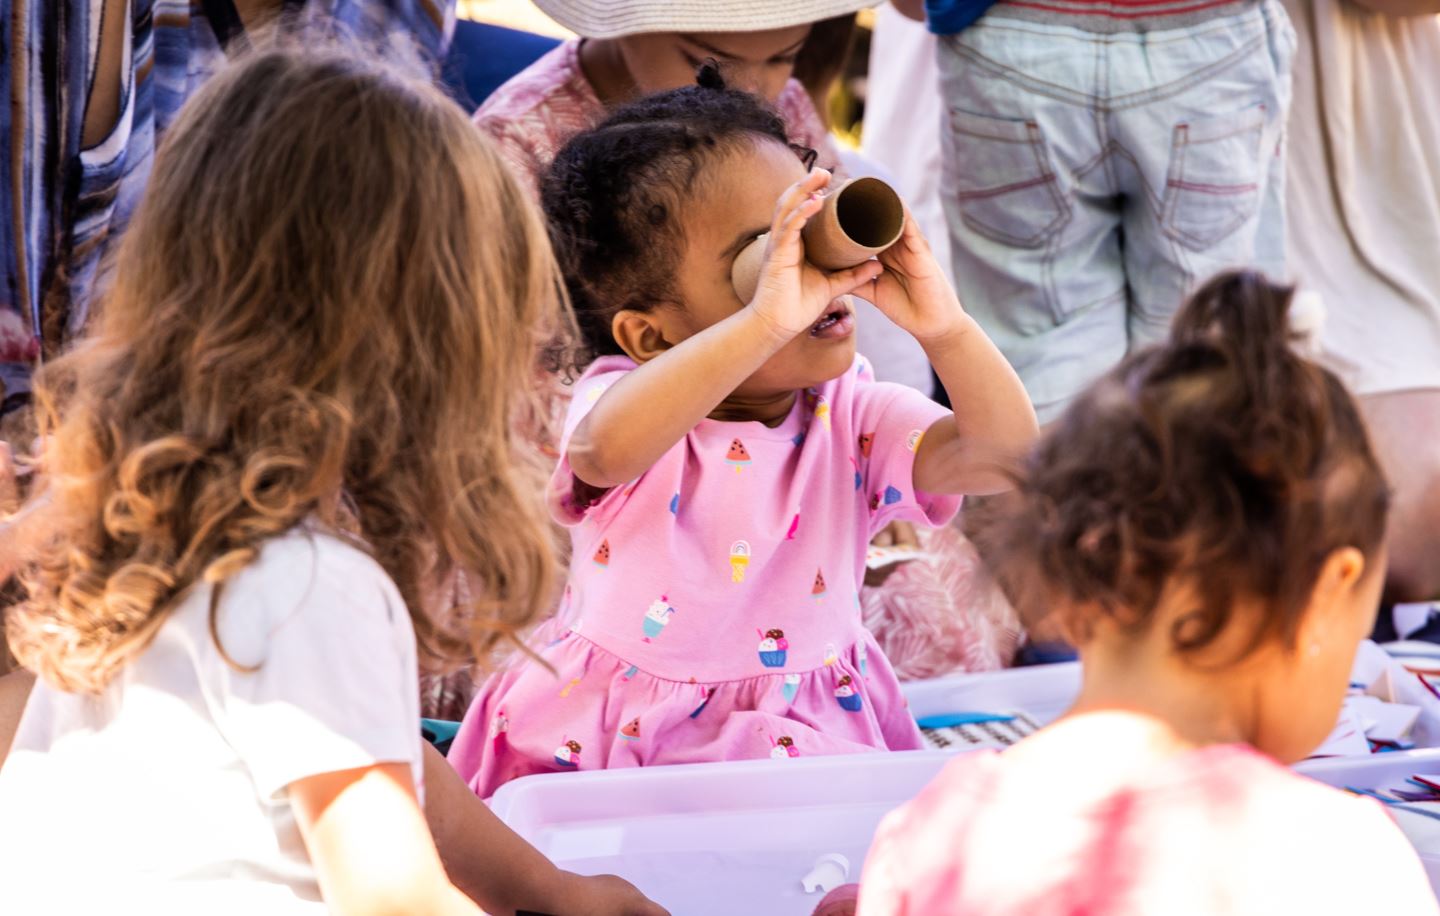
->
[474, 0, 879, 200]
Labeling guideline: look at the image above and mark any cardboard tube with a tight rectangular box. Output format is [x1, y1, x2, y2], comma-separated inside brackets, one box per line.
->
[731, 177, 906, 302]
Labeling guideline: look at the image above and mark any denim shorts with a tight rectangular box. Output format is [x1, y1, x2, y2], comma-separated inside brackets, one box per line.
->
[937, 0, 1296, 420]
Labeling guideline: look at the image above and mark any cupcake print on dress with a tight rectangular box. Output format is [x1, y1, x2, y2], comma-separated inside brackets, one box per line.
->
[619, 718, 641, 742]
[757, 628, 789, 668]
[726, 438, 752, 473]
[729, 540, 751, 583]
[834, 675, 863, 713]
[488, 710, 509, 746]
[553, 739, 582, 768]
[770, 736, 800, 760]
[641, 596, 676, 642]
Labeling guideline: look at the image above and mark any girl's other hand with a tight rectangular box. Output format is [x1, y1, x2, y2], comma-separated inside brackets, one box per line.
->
[749, 169, 884, 341]
[551, 871, 671, 915]
[861, 212, 970, 344]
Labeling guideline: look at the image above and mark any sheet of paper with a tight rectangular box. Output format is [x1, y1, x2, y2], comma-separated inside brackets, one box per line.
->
[1349, 695, 1421, 743]
[1309, 704, 1372, 758]
[864, 544, 930, 570]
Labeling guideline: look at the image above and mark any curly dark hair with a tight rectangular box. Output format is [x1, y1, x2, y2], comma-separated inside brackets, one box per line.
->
[541, 63, 813, 373]
[993, 271, 1390, 662]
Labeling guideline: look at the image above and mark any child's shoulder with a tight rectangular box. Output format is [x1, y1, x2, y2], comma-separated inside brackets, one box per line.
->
[229, 526, 400, 624]
[474, 39, 596, 135]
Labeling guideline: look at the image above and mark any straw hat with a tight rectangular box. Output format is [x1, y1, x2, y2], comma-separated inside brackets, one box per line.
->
[533, 0, 879, 39]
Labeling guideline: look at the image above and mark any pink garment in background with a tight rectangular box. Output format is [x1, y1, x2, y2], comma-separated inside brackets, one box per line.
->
[858, 744, 1440, 915]
[473, 40, 843, 199]
[448, 355, 949, 797]
[861, 524, 1020, 680]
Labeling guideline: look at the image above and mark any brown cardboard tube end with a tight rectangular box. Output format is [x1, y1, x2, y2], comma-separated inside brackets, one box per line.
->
[729, 179, 905, 301]
[731, 235, 768, 303]
[804, 178, 905, 270]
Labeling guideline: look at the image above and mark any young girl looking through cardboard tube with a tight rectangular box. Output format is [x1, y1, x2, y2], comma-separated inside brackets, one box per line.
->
[447, 66, 1038, 798]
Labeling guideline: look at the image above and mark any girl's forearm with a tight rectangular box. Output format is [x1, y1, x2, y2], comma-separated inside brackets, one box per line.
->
[917, 316, 1039, 493]
[567, 308, 790, 489]
[423, 742, 559, 911]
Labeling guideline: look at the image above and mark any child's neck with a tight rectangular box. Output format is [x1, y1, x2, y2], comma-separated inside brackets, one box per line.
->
[1059, 626, 1265, 757]
[577, 38, 634, 107]
[708, 390, 798, 427]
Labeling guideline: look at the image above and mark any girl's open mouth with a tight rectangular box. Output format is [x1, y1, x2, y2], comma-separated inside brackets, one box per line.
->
[809, 302, 855, 340]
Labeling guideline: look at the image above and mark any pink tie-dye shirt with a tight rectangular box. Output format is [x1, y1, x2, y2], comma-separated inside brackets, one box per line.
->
[859, 744, 1439, 915]
[472, 40, 843, 199]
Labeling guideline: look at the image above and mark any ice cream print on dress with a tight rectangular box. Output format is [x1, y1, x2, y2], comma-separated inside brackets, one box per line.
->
[834, 675, 863, 713]
[641, 596, 677, 642]
[730, 540, 752, 583]
[781, 672, 802, 703]
[554, 739, 582, 768]
[758, 628, 790, 668]
[770, 736, 800, 760]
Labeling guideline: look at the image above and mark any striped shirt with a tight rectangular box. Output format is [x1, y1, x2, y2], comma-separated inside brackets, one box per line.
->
[0, 0, 453, 415]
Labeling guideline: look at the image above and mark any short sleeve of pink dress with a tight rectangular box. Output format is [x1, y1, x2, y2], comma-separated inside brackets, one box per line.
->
[472, 40, 845, 201]
[858, 744, 1440, 916]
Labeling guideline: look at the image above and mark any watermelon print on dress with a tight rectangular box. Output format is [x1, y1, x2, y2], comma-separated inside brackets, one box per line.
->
[726, 438, 752, 473]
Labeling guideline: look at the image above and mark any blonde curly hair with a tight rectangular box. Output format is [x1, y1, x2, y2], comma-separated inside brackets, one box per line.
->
[7, 44, 567, 693]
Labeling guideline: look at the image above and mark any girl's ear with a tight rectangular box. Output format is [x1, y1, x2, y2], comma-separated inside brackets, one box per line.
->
[612, 309, 674, 364]
[1296, 546, 1370, 652]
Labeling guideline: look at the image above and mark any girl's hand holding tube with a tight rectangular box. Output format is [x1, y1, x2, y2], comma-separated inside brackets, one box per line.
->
[748, 169, 882, 342]
[858, 212, 971, 345]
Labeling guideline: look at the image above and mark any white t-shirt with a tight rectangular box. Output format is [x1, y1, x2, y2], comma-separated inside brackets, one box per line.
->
[0, 526, 423, 914]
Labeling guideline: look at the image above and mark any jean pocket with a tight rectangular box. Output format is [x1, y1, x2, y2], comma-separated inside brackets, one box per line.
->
[947, 108, 1070, 249]
[1161, 103, 1268, 251]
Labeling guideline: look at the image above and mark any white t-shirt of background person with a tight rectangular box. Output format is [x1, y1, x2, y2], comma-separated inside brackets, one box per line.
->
[0, 526, 423, 914]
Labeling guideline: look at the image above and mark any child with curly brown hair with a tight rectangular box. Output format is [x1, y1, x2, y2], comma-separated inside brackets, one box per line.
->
[858, 271, 1437, 915]
[0, 45, 660, 916]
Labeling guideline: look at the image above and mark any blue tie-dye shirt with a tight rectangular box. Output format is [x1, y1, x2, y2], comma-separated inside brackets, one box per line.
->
[0, 0, 453, 417]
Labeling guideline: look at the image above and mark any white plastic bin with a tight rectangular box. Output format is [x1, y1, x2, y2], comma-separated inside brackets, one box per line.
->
[1297, 749, 1440, 896]
[490, 751, 954, 916]
[902, 662, 1080, 725]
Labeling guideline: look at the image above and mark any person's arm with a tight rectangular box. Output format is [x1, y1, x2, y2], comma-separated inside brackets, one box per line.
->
[1348, 0, 1440, 14]
[0, 669, 35, 765]
[292, 763, 482, 916]
[0, 677, 661, 916]
[892, 0, 927, 21]
[422, 743, 665, 915]
[856, 215, 1039, 496]
[568, 169, 884, 489]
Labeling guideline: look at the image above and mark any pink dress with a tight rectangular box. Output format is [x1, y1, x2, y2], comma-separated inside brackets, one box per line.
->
[858, 744, 1440, 915]
[473, 40, 844, 199]
[449, 356, 951, 798]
